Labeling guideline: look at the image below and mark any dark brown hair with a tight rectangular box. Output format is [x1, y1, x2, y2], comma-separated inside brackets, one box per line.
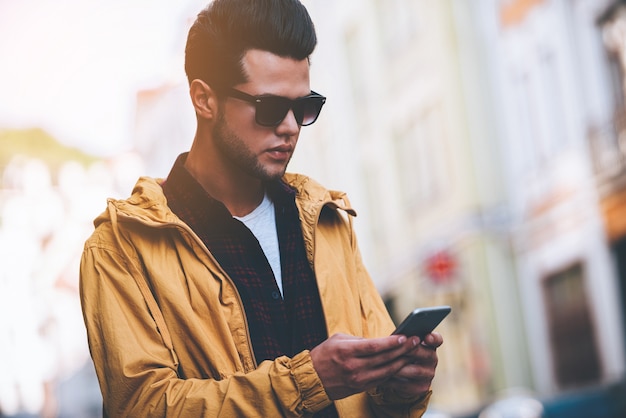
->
[184, 0, 317, 90]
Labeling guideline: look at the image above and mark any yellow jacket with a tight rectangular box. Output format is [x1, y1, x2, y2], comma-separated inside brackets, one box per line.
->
[80, 174, 430, 417]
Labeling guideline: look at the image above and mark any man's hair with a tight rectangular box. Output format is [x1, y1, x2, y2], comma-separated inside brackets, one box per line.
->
[184, 0, 317, 90]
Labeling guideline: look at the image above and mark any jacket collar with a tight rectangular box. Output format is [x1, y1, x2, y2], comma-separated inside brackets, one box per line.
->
[95, 160, 356, 230]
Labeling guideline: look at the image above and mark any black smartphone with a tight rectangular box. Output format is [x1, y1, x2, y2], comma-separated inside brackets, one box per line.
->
[392, 305, 451, 338]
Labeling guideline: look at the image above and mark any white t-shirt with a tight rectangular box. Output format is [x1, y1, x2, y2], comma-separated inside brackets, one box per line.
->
[234, 193, 283, 296]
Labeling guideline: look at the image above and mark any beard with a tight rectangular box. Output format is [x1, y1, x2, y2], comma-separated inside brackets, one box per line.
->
[212, 112, 290, 182]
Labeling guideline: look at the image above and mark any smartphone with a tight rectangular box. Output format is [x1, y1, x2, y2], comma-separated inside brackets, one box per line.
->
[392, 305, 451, 338]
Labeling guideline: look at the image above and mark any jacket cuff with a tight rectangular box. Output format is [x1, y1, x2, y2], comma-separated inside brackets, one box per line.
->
[368, 386, 432, 407]
[290, 350, 332, 413]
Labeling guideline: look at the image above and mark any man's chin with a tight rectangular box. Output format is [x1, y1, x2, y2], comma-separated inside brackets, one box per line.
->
[265, 171, 287, 182]
[253, 169, 286, 183]
[259, 165, 288, 181]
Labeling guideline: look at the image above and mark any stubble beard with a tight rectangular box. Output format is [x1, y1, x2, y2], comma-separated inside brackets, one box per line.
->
[212, 113, 290, 182]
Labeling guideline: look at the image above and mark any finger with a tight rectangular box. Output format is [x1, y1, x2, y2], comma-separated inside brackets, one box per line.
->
[319, 334, 418, 374]
[403, 346, 439, 368]
[351, 351, 417, 389]
[392, 362, 435, 380]
[384, 374, 433, 397]
[348, 335, 420, 358]
[343, 341, 418, 376]
[388, 360, 437, 391]
[422, 332, 443, 348]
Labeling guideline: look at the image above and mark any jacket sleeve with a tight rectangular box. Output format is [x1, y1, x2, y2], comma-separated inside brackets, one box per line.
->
[346, 218, 433, 417]
[80, 238, 332, 418]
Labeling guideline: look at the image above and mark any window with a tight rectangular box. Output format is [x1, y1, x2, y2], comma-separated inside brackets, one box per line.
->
[537, 49, 567, 155]
[606, 50, 625, 110]
[611, 238, 626, 359]
[543, 263, 601, 388]
[509, 47, 569, 175]
[344, 26, 368, 127]
[393, 104, 448, 210]
[511, 72, 541, 174]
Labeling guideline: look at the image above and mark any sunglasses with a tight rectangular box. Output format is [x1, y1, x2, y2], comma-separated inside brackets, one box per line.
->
[225, 88, 326, 127]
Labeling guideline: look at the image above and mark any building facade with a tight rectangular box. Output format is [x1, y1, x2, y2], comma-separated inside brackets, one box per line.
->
[299, 0, 526, 413]
[300, 0, 626, 415]
[463, 0, 625, 396]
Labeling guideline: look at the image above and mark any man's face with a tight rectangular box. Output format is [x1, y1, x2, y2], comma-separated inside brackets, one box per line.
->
[213, 49, 311, 182]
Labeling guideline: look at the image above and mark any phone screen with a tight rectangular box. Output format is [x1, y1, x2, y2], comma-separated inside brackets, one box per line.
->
[392, 305, 451, 338]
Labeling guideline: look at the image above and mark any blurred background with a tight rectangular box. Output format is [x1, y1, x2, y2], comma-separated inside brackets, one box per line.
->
[1, 0, 626, 417]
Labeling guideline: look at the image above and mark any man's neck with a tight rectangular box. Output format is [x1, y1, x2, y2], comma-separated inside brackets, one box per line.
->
[184, 148, 265, 217]
[225, 188, 265, 218]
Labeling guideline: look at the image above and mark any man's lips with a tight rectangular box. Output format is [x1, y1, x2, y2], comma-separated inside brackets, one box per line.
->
[266, 145, 293, 160]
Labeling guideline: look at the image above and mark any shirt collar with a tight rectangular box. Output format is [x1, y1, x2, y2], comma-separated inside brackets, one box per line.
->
[162, 153, 297, 230]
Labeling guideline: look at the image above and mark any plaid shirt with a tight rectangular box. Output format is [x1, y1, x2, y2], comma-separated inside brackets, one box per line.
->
[163, 153, 338, 417]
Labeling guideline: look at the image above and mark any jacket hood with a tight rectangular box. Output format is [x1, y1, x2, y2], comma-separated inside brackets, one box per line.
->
[94, 176, 177, 228]
[94, 174, 356, 229]
[284, 172, 356, 218]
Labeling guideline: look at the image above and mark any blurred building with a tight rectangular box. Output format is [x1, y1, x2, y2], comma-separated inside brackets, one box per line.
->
[134, 83, 195, 178]
[463, 0, 625, 399]
[597, 0, 626, 373]
[300, 0, 626, 416]
[0, 131, 118, 417]
[299, 0, 522, 414]
[131, 1, 200, 179]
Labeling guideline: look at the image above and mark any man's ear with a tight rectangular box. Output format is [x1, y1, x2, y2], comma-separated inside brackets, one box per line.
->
[190, 79, 219, 121]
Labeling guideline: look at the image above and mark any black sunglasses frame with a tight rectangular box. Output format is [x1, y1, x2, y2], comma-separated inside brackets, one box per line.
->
[225, 88, 326, 127]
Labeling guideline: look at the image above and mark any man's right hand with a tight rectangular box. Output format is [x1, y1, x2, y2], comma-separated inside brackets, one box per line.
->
[309, 333, 421, 400]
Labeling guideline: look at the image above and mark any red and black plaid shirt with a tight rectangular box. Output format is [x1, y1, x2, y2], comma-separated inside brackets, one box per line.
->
[163, 153, 338, 417]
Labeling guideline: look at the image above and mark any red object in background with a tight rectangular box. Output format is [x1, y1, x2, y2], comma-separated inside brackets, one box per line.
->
[424, 251, 456, 284]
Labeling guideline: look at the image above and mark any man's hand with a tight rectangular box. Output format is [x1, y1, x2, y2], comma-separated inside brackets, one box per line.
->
[309, 333, 421, 400]
[380, 332, 443, 398]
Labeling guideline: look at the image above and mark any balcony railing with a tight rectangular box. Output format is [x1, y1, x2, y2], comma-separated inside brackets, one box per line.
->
[587, 106, 626, 196]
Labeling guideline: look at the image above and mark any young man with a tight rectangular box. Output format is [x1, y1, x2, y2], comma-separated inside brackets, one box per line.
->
[79, 0, 443, 416]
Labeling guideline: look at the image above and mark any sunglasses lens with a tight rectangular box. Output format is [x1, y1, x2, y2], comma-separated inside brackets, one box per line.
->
[298, 97, 325, 126]
[255, 97, 291, 127]
[254, 94, 326, 127]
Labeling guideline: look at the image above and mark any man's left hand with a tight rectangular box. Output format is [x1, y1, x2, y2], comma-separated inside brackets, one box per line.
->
[379, 332, 443, 398]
